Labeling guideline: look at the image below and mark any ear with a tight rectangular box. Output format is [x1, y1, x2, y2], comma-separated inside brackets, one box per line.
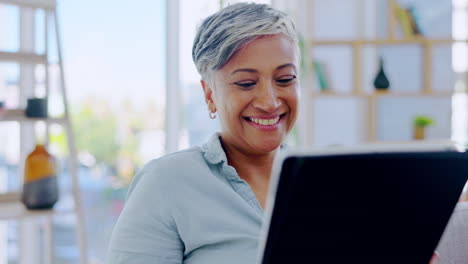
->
[201, 79, 215, 106]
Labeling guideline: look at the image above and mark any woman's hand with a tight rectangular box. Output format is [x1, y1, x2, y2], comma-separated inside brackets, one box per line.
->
[429, 252, 439, 264]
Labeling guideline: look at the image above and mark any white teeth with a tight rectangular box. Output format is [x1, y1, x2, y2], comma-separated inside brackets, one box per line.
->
[249, 116, 280, 126]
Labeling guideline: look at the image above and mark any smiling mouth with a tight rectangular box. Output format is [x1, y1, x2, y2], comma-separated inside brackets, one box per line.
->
[243, 113, 286, 126]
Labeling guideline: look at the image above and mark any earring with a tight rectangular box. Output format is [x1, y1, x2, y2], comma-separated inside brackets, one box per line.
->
[209, 111, 217, 119]
[208, 105, 217, 119]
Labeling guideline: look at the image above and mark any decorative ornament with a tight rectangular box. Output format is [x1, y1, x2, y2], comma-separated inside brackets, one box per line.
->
[373, 56, 390, 91]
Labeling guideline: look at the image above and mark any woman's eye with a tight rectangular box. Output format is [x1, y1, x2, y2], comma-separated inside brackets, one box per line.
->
[276, 76, 296, 85]
[235, 82, 256, 89]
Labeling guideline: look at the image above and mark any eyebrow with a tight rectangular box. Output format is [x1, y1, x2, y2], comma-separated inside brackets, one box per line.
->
[231, 68, 258, 75]
[230, 63, 297, 75]
[276, 63, 297, 72]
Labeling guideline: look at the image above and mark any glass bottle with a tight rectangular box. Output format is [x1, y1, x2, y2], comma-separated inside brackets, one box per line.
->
[22, 144, 59, 209]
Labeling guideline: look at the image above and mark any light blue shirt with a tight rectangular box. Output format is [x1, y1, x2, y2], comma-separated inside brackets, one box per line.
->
[107, 133, 264, 264]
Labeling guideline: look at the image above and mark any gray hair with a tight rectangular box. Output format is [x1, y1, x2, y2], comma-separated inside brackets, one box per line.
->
[192, 2, 299, 82]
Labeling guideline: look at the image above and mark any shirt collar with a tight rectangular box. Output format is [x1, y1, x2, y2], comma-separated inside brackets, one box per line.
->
[201, 133, 241, 183]
[201, 132, 227, 166]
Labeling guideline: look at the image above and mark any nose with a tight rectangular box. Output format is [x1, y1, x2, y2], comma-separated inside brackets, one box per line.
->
[252, 81, 281, 113]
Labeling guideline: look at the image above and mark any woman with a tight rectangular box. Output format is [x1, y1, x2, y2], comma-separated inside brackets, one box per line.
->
[107, 3, 299, 263]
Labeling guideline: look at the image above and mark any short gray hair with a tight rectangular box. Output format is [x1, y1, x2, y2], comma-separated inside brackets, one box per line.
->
[192, 2, 298, 82]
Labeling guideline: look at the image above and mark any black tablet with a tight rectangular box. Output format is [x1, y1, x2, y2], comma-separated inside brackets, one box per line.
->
[258, 142, 468, 264]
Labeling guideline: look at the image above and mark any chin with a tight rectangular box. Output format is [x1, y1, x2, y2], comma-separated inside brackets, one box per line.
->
[250, 137, 283, 153]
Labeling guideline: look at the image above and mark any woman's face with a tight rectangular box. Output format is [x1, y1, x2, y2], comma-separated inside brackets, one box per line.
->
[203, 34, 299, 154]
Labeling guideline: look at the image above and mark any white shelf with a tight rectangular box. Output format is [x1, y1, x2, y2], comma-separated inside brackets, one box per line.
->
[0, 192, 20, 203]
[1, 2, 88, 262]
[0, 109, 66, 124]
[0, 51, 47, 64]
[0, 192, 74, 220]
[0, 201, 54, 220]
[0, 0, 56, 10]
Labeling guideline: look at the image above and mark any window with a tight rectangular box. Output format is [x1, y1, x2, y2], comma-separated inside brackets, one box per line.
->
[58, 1, 167, 262]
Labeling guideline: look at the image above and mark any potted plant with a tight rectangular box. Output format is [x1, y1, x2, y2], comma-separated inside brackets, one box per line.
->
[413, 115, 434, 140]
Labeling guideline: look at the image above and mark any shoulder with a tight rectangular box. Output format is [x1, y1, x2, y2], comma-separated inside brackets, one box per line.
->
[436, 202, 468, 262]
[142, 146, 206, 174]
[127, 146, 208, 199]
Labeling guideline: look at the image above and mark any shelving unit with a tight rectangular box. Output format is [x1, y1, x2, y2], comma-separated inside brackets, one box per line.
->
[309, 38, 466, 97]
[306, 0, 461, 144]
[0, 0, 88, 263]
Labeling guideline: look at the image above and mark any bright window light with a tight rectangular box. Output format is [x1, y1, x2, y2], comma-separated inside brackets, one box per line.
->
[452, 0, 468, 145]
[453, 0, 468, 9]
[452, 42, 468, 73]
[452, 93, 468, 144]
[453, 9, 468, 39]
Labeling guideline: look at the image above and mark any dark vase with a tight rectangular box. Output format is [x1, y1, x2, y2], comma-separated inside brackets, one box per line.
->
[373, 57, 390, 90]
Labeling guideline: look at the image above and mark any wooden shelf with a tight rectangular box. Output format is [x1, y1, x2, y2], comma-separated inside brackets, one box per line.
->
[310, 91, 453, 98]
[310, 91, 361, 97]
[0, 51, 47, 64]
[0, 192, 20, 203]
[371, 91, 453, 97]
[0, 109, 66, 124]
[369, 138, 455, 145]
[310, 38, 468, 46]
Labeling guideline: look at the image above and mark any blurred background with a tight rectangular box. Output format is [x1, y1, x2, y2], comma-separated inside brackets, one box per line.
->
[0, 0, 467, 263]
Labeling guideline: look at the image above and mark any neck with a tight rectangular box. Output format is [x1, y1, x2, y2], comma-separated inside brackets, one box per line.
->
[220, 136, 278, 182]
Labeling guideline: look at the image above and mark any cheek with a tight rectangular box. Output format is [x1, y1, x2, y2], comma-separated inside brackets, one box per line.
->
[284, 88, 299, 129]
[284, 87, 299, 112]
[217, 92, 249, 121]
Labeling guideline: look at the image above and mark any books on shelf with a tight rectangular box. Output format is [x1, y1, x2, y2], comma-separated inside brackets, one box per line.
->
[408, 7, 423, 36]
[312, 60, 331, 92]
[394, 3, 423, 38]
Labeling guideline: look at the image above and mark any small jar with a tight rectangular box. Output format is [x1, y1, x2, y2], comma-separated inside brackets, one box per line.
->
[22, 144, 59, 209]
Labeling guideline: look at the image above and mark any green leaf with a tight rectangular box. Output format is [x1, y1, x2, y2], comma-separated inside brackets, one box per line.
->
[413, 115, 434, 127]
